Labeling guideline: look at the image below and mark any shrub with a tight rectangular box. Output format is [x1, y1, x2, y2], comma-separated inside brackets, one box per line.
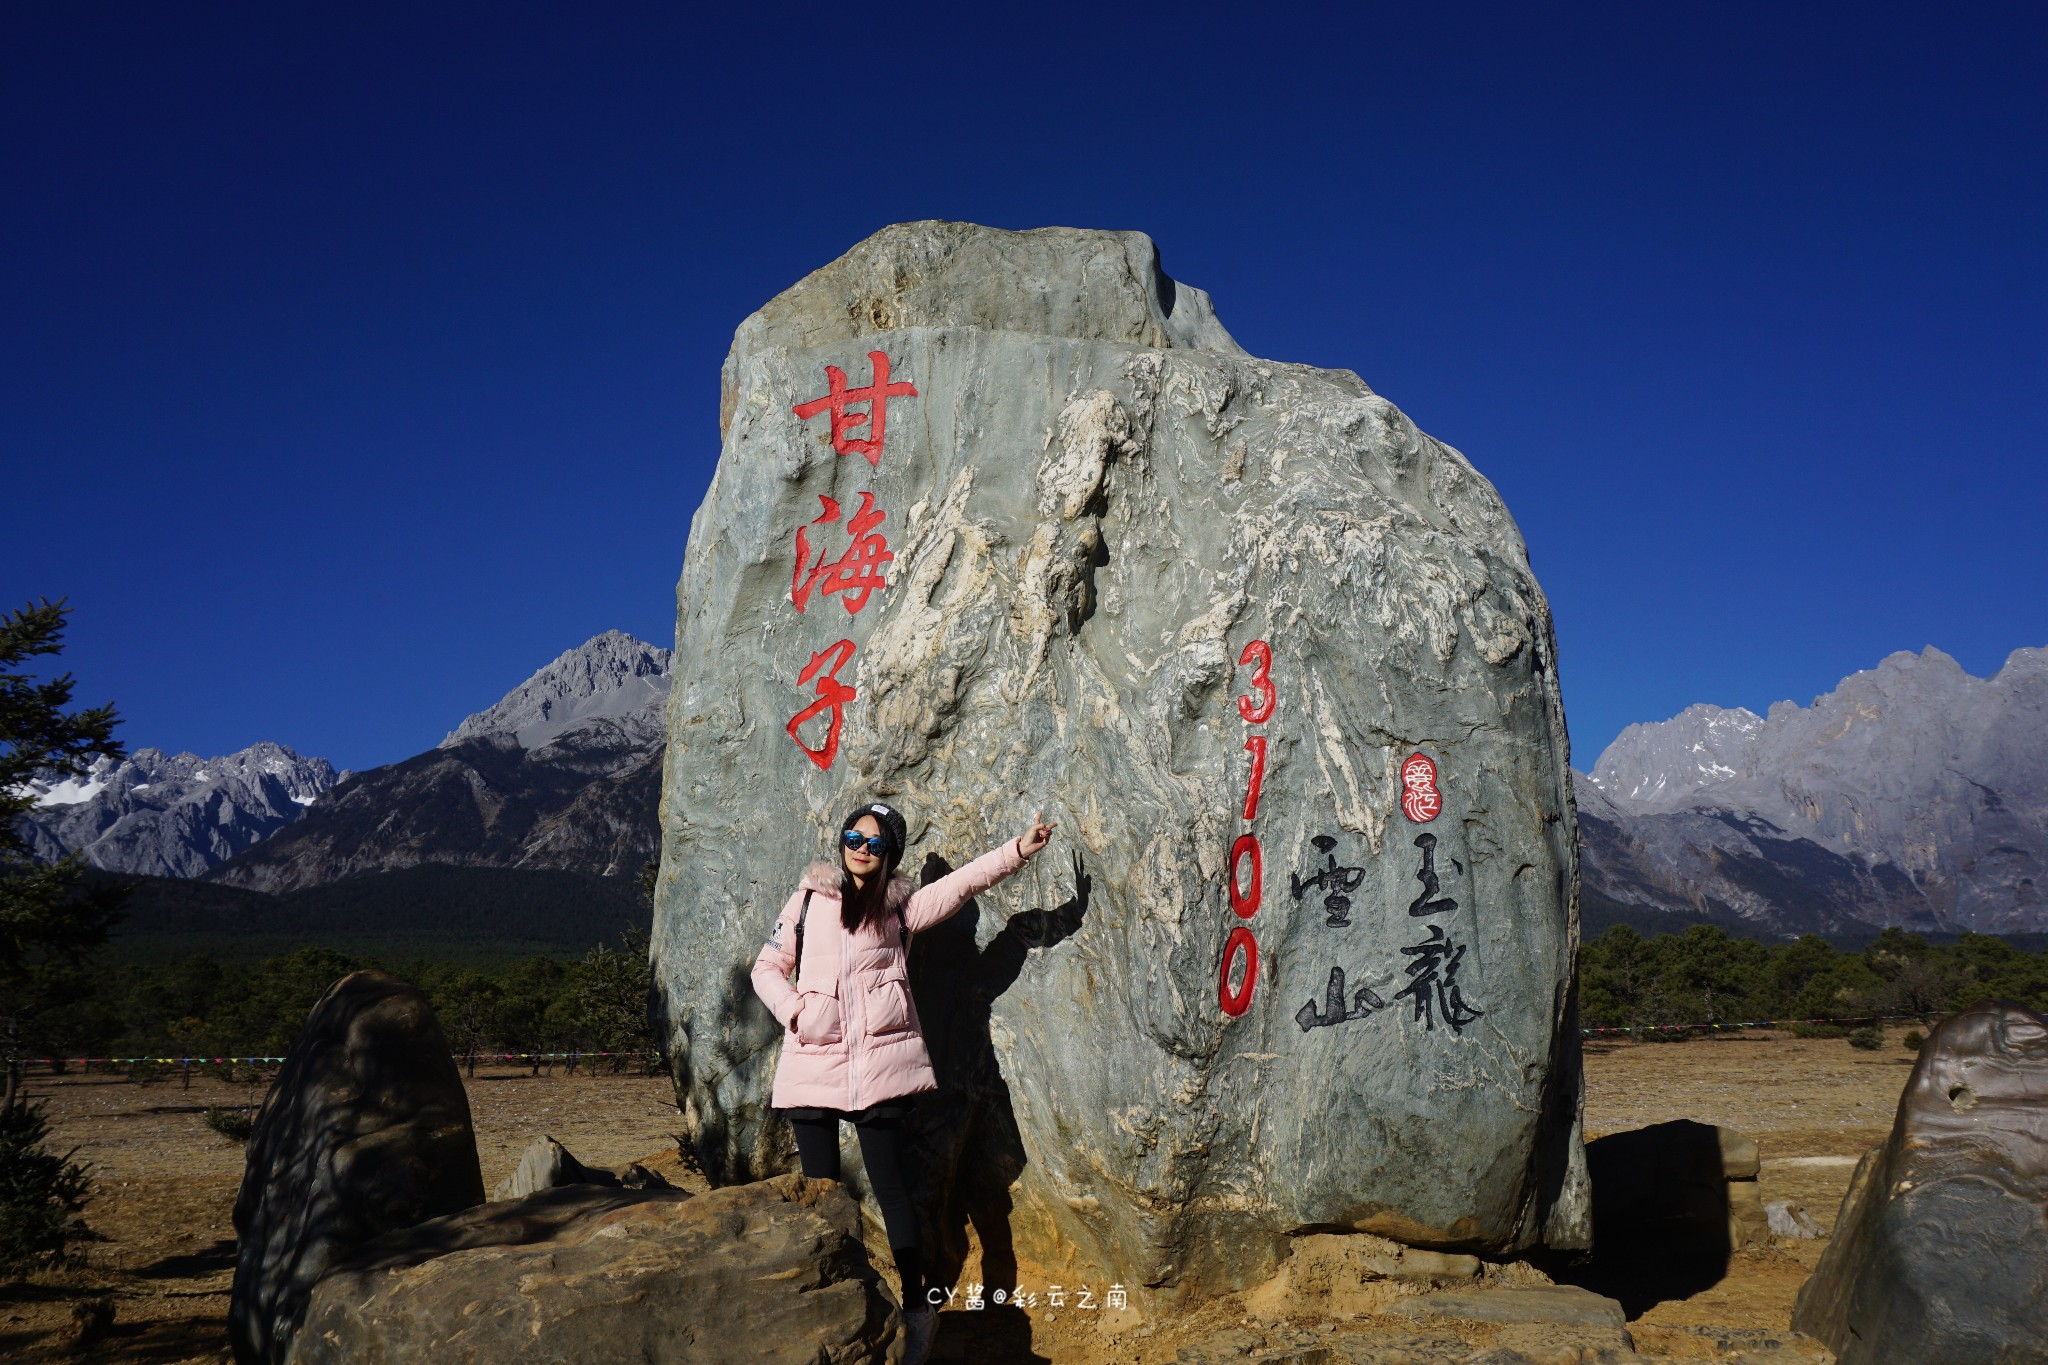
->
[1789, 1022, 1848, 1040]
[202, 1105, 256, 1142]
[1903, 1029, 1926, 1051]
[1847, 1025, 1885, 1051]
[0, 1100, 92, 1270]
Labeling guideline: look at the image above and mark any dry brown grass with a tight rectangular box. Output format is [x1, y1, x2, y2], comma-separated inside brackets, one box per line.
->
[0, 1029, 1920, 1362]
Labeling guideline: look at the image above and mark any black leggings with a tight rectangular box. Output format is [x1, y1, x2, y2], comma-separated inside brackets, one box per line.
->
[790, 1113, 924, 1308]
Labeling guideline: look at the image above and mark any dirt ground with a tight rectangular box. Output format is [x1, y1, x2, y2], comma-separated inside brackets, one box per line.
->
[0, 1031, 1917, 1363]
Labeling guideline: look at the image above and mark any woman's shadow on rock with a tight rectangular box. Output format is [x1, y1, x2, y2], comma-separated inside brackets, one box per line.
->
[904, 849, 1089, 1361]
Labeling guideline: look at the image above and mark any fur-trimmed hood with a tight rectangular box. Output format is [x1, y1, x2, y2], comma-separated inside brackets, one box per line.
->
[798, 860, 914, 911]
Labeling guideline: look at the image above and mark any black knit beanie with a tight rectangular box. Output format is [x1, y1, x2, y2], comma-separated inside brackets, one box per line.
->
[841, 801, 908, 867]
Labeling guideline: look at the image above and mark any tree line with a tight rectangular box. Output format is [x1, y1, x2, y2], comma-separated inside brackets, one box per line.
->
[1580, 922, 2048, 1032]
[24, 919, 2048, 1068]
[36, 930, 657, 1073]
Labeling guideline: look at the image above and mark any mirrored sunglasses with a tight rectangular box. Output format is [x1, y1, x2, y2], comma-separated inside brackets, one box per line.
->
[841, 831, 889, 856]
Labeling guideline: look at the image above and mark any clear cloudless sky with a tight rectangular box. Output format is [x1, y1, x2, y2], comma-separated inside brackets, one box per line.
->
[3, 3, 2042, 774]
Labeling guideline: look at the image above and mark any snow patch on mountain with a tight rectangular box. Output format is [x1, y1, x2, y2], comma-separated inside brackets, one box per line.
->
[16, 742, 342, 877]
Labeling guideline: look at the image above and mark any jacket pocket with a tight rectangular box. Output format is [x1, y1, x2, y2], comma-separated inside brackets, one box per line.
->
[794, 989, 844, 1046]
[865, 969, 914, 1036]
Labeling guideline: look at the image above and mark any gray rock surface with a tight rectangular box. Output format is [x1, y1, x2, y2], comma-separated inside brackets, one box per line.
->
[231, 970, 485, 1365]
[652, 221, 1588, 1297]
[1765, 1200, 1825, 1240]
[1792, 1000, 2048, 1365]
[17, 741, 338, 877]
[490, 1134, 622, 1201]
[1586, 646, 2048, 932]
[286, 1178, 898, 1365]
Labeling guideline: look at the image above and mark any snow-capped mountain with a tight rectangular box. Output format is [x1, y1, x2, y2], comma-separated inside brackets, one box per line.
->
[18, 742, 342, 878]
[210, 632, 671, 893]
[441, 629, 671, 750]
[1590, 704, 1765, 811]
[1581, 646, 2048, 934]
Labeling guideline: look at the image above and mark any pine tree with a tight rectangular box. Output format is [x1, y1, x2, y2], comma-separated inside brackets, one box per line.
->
[0, 599, 124, 1266]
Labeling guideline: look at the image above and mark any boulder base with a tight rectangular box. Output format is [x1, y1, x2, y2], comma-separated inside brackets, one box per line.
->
[286, 1178, 898, 1365]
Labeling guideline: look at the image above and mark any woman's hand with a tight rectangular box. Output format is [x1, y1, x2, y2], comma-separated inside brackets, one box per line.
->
[1019, 809, 1058, 859]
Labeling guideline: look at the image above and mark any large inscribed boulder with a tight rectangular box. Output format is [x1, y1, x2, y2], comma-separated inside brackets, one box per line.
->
[652, 222, 1588, 1295]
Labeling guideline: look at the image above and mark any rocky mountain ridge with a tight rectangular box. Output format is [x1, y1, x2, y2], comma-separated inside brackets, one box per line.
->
[1581, 646, 2048, 935]
[207, 632, 669, 894]
[441, 629, 670, 751]
[18, 742, 341, 878]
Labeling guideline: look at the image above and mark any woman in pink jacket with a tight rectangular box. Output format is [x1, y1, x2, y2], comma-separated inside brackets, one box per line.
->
[751, 800, 1056, 1365]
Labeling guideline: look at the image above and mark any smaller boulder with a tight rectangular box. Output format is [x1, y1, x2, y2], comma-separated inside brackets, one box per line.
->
[620, 1161, 674, 1190]
[230, 970, 485, 1365]
[287, 1177, 897, 1364]
[1792, 1000, 2048, 1365]
[1766, 1201, 1826, 1240]
[490, 1134, 621, 1201]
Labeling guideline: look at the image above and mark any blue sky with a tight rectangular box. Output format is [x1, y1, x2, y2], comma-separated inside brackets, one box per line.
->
[4, 3, 2042, 774]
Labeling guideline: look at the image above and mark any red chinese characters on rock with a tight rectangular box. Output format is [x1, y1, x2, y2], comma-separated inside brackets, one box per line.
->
[1400, 753, 1442, 823]
[786, 640, 857, 771]
[780, 354, 915, 770]
[1221, 640, 1275, 1018]
[791, 351, 919, 467]
[792, 492, 894, 614]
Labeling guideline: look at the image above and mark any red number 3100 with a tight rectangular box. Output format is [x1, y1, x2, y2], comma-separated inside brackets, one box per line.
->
[1220, 640, 1274, 1017]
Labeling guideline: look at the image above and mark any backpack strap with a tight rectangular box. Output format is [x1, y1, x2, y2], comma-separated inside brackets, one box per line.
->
[792, 888, 814, 982]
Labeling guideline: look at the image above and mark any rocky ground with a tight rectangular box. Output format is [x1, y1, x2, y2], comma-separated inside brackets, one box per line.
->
[0, 1033, 1916, 1363]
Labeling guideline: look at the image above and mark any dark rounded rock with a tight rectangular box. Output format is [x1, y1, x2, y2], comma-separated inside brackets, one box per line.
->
[1792, 1000, 2048, 1364]
[230, 970, 485, 1364]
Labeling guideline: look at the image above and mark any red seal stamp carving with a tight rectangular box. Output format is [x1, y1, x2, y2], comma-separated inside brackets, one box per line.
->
[1400, 753, 1442, 823]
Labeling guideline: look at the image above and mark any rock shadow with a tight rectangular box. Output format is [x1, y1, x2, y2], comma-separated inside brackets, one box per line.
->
[899, 849, 1090, 1309]
[1539, 1119, 1734, 1317]
[935, 1303, 1050, 1364]
[135, 1237, 238, 1280]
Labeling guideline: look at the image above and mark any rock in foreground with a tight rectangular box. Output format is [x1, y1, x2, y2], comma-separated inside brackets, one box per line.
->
[1792, 1000, 2048, 1364]
[654, 220, 1587, 1295]
[287, 1178, 899, 1365]
[231, 970, 486, 1365]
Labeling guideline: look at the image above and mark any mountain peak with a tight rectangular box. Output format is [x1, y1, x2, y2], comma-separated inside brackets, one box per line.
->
[441, 631, 673, 751]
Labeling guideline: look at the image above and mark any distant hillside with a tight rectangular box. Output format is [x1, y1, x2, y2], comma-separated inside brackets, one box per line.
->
[91, 864, 647, 961]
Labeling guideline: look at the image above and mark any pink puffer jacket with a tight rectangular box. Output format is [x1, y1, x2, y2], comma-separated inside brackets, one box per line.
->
[750, 837, 1028, 1112]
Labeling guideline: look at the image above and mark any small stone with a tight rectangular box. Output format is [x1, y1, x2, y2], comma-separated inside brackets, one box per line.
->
[1765, 1200, 1825, 1240]
[1397, 1249, 1482, 1282]
[492, 1135, 622, 1201]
